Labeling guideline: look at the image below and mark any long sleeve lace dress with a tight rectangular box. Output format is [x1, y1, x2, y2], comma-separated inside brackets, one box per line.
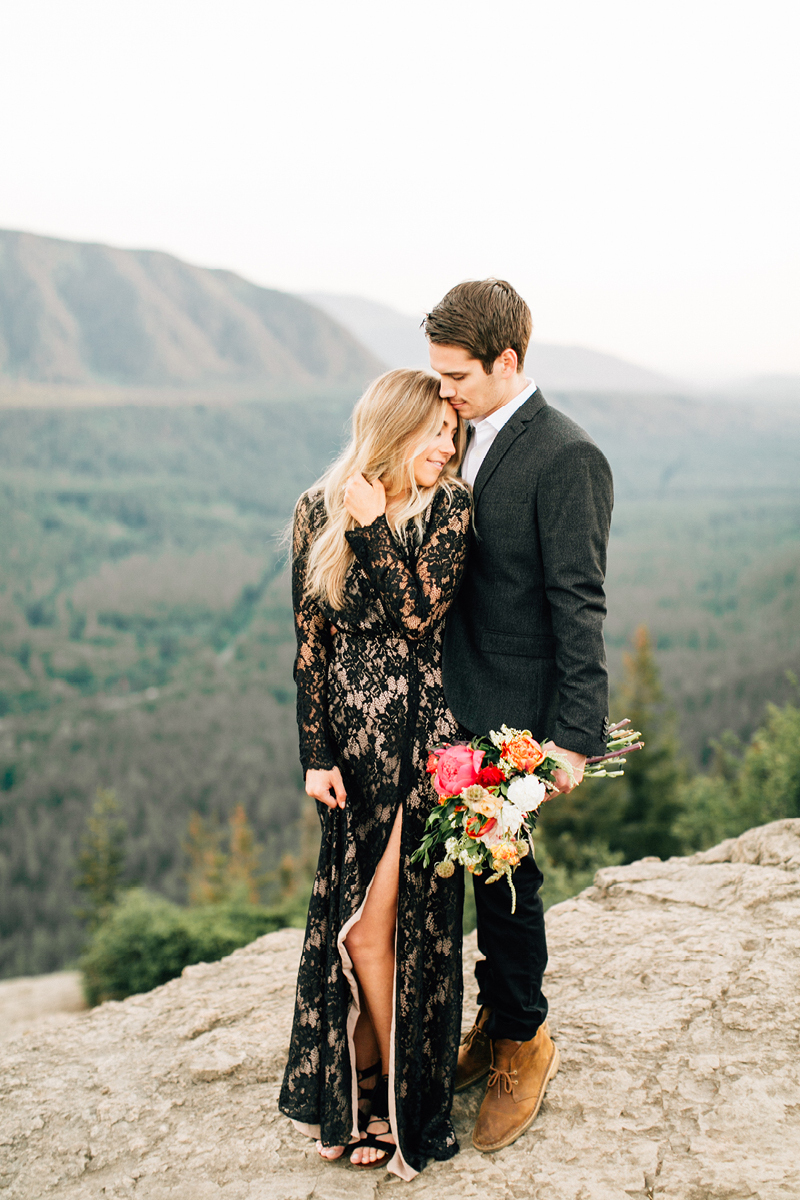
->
[278, 484, 472, 1180]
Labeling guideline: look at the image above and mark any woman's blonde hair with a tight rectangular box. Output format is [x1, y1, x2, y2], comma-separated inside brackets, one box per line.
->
[304, 368, 468, 610]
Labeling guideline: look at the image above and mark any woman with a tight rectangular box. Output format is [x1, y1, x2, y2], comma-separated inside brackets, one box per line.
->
[278, 369, 472, 1179]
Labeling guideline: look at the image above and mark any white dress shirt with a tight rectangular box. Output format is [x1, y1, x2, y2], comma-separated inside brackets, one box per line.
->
[461, 379, 538, 487]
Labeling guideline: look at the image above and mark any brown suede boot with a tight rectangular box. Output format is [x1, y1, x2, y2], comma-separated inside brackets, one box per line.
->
[454, 1005, 492, 1092]
[472, 1021, 560, 1152]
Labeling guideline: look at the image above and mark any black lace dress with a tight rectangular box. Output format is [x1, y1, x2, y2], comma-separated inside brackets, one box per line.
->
[278, 484, 472, 1179]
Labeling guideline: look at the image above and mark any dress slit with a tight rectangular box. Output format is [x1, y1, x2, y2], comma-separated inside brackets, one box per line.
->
[335, 808, 417, 1180]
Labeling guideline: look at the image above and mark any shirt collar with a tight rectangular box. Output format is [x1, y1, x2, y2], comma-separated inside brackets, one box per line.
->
[472, 378, 537, 434]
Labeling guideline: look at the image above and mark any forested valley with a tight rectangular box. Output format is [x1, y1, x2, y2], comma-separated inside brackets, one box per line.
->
[1, 391, 799, 980]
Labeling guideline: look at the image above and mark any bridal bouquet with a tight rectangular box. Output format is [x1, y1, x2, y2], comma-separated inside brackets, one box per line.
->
[410, 720, 643, 911]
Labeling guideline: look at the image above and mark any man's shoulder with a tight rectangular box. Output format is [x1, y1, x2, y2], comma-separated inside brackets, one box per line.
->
[529, 392, 598, 447]
[517, 391, 609, 470]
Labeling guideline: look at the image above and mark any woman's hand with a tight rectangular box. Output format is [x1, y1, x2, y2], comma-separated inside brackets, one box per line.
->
[305, 766, 347, 809]
[343, 473, 386, 527]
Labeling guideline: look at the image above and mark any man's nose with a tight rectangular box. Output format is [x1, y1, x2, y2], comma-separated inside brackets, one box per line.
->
[439, 379, 455, 398]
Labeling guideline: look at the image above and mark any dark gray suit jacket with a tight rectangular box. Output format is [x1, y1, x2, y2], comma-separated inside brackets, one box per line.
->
[442, 388, 613, 758]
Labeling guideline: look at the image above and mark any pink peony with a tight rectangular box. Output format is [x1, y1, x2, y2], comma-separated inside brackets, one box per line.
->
[433, 744, 484, 797]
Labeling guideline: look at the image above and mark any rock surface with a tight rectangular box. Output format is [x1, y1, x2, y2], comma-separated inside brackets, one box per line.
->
[2, 820, 800, 1200]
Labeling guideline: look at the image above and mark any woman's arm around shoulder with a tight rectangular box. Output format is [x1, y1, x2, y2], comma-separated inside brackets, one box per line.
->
[345, 482, 472, 640]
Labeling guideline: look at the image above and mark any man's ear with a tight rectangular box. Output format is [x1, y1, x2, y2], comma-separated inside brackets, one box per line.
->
[496, 348, 519, 378]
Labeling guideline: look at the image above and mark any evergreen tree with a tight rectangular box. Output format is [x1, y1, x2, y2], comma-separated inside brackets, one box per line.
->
[735, 698, 800, 825]
[675, 695, 800, 851]
[227, 803, 264, 904]
[609, 625, 683, 862]
[74, 788, 126, 929]
[183, 813, 229, 905]
[263, 803, 320, 908]
[183, 806, 268, 905]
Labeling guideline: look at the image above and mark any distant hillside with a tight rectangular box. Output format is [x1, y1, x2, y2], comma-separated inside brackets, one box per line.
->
[531, 343, 681, 394]
[304, 293, 432, 370]
[306, 291, 682, 393]
[725, 374, 800, 403]
[0, 231, 382, 404]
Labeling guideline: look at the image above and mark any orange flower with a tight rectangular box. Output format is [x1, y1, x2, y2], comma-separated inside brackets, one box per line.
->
[502, 734, 544, 772]
[466, 815, 497, 840]
[492, 843, 521, 866]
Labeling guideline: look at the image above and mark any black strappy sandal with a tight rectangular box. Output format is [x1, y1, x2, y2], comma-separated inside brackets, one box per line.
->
[351, 1074, 394, 1170]
[356, 1060, 382, 1132]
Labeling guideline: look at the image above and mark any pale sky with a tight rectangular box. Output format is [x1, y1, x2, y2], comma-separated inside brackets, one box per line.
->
[1, 0, 798, 382]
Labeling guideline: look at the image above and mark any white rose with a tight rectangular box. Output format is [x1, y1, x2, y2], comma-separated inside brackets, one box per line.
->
[506, 773, 546, 814]
[498, 801, 525, 836]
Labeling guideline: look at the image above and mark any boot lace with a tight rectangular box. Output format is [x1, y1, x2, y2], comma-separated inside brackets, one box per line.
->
[461, 1023, 481, 1050]
[487, 1065, 517, 1094]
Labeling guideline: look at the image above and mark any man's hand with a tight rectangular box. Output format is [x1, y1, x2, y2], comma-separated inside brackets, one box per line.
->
[343, 473, 386, 527]
[305, 766, 347, 809]
[543, 743, 586, 795]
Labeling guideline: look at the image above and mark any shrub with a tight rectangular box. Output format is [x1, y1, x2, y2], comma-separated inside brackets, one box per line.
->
[673, 699, 800, 852]
[80, 888, 301, 1005]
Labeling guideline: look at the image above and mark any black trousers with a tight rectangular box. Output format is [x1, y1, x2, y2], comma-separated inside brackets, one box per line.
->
[472, 852, 548, 1042]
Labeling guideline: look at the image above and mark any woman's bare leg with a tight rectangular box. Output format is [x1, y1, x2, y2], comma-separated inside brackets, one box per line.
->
[353, 1007, 381, 1070]
[347, 808, 402, 1069]
[317, 811, 401, 1163]
[345, 807, 402, 1165]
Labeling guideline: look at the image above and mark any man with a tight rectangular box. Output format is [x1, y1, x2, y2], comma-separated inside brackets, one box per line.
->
[424, 279, 613, 1152]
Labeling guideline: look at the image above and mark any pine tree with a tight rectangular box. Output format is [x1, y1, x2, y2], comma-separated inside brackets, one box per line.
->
[675, 693, 800, 851]
[183, 806, 267, 905]
[227, 804, 264, 904]
[609, 625, 683, 862]
[74, 788, 126, 929]
[183, 813, 229, 905]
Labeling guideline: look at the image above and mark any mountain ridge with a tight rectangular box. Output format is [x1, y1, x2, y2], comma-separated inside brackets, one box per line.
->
[0, 230, 382, 400]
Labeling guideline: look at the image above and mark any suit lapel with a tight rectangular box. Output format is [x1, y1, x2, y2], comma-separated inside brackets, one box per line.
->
[472, 389, 547, 505]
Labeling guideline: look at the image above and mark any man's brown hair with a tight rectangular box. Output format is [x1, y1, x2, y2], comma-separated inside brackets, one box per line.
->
[423, 279, 532, 375]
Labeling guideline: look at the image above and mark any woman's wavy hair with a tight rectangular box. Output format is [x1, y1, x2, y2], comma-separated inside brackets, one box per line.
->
[303, 368, 468, 610]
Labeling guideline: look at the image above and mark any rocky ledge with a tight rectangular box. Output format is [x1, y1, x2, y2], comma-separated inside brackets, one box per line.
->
[2, 820, 800, 1200]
